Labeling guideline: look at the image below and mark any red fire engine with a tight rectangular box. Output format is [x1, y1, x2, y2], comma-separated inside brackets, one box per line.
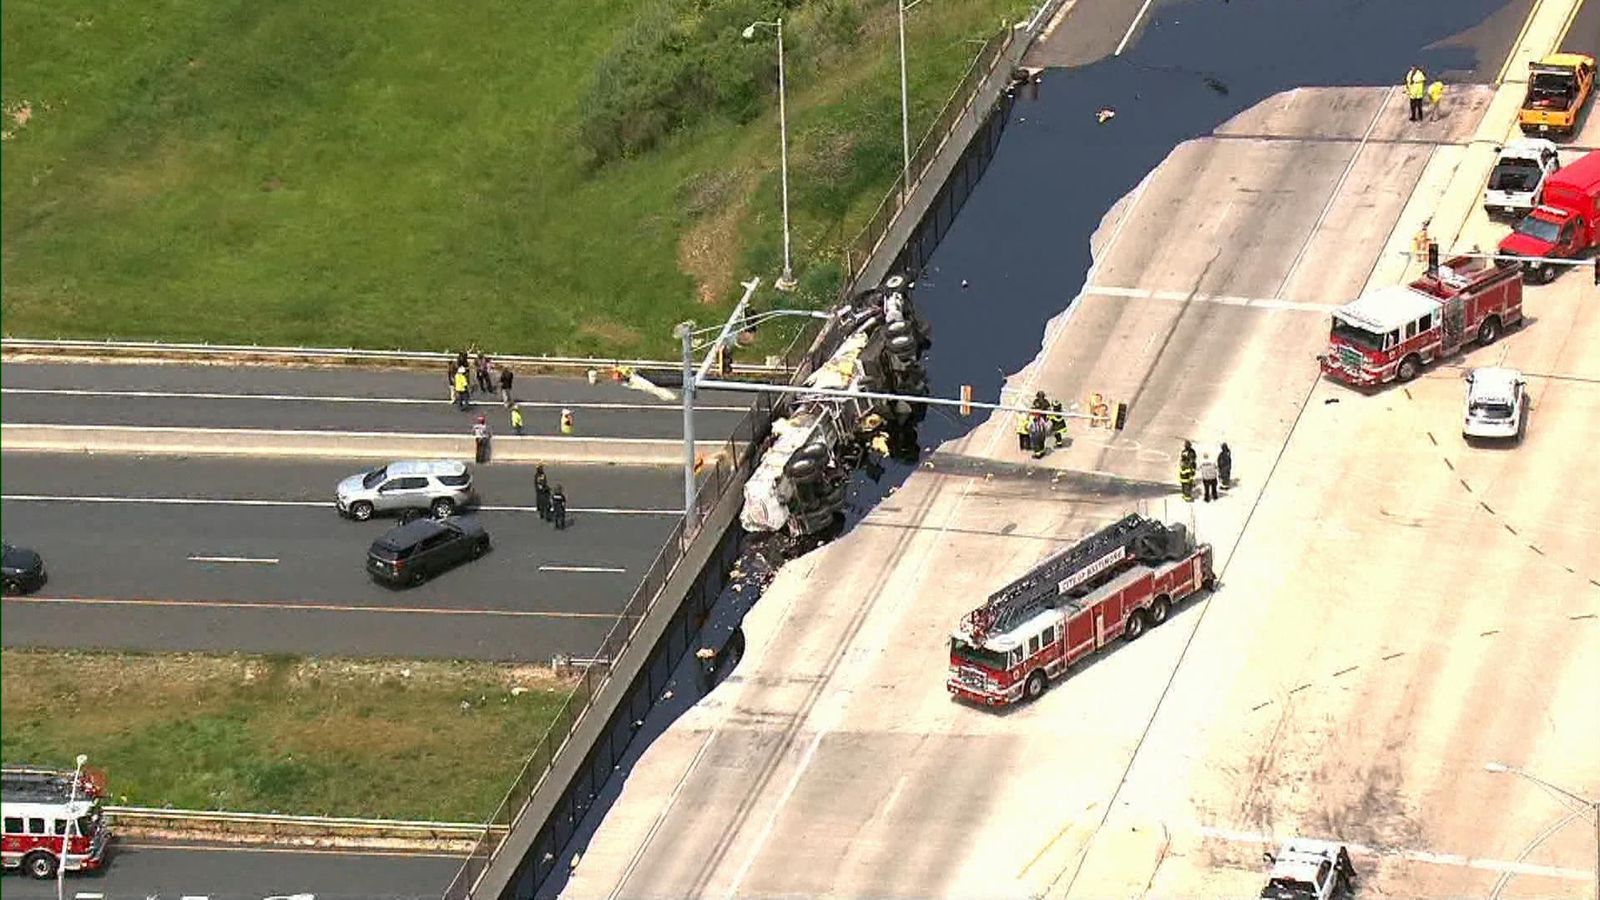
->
[1, 764, 112, 879]
[948, 514, 1215, 707]
[1319, 255, 1523, 387]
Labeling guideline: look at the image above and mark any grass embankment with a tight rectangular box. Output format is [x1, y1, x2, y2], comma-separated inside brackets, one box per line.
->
[0, 650, 577, 821]
[1, 0, 1030, 357]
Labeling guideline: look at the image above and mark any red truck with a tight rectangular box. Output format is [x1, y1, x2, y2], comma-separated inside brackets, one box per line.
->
[948, 515, 1214, 707]
[1498, 150, 1600, 284]
[1319, 255, 1523, 388]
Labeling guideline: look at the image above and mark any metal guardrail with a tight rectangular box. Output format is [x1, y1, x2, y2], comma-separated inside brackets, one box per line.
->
[0, 337, 791, 379]
[104, 806, 500, 843]
[442, 393, 773, 899]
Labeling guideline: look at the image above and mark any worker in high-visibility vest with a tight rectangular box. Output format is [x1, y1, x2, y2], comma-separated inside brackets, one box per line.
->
[559, 408, 575, 435]
[1405, 66, 1427, 122]
[1427, 79, 1445, 121]
[1016, 412, 1032, 452]
[453, 367, 471, 411]
[510, 403, 524, 435]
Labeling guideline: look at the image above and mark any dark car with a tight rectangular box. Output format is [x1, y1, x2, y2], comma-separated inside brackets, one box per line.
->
[366, 517, 489, 587]
[2, 542, 47, 595]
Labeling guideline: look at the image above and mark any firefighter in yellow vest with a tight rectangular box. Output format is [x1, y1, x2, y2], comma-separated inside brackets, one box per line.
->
[1405, 66, 1427, 122]
[1016, 411, 1031, 451]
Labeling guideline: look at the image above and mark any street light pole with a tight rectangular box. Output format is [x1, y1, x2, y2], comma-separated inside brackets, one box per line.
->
[675, 321, 697, 522]
[743, 19, 797, 291]
[1485, 761, 1599, 900]
[57, 753, 86, 900]
[897, 0, 922, 203]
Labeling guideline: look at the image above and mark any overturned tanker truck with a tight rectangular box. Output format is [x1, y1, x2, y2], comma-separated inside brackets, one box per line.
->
[740, 274, 932, 538]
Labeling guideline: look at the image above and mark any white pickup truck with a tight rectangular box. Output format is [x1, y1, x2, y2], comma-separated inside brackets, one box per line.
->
[1485, 139, 1561, 217]
[1260, 839, 1357, 900]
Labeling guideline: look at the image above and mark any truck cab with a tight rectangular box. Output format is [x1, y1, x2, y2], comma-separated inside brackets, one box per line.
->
[1498, 150, 1600, 283]
[1484, 139, 1560, 217]
[1518, 53, 1596, 136]
[1260, 839, 1356, 900]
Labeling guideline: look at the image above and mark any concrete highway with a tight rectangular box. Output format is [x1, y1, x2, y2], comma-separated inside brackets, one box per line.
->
[1, 842, 458, 900]
[562, 0, 1600, 898]
[1, 454, 687, 660]
[0, 361, 756, 440]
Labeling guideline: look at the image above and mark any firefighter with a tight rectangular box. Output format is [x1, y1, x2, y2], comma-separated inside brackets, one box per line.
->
[1016, 411, 1032, 452]
[550, 484, 568, 530]
[534, 464, 552, 522]
[1405, 65, 1427, 122]
[453, 366, 471, 411]
[510, 403, 524, 435]
[1218, 442, 1232, 489]
[1050, 401, 1068, 448]
[1031, 390, 1051, 411]
[472, 414, 491, 463]
[1179, 439, 1197, 502]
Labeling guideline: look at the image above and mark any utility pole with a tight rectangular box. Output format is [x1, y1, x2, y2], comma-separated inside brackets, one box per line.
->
[675, 321, 696, 522]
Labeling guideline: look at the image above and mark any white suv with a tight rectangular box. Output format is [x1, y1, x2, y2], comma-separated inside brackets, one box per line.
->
[336, 460, 477, 521]
[1463, 367, 1527, 442]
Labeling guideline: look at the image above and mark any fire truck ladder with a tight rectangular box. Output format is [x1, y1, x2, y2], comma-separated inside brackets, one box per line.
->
[970, 514, 1179, 639]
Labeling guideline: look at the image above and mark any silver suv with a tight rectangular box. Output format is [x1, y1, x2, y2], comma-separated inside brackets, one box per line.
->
[336, 460, 477, 521]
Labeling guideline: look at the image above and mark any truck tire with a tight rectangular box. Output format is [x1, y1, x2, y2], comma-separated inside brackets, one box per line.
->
[1124, 610, 1148, 641]
[1397, 355, 1422, 382]
[23, 850, 57, 879]
[1150, 596, 1171, 625]
[1477, 316, 1501, 346]
[1024, 670, 1048, 701]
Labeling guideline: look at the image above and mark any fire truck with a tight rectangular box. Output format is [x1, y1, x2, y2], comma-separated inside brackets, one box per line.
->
[1319, 255, 1523, 388]
[948, 514, 1215, 707]
[1, 764, 112, 879]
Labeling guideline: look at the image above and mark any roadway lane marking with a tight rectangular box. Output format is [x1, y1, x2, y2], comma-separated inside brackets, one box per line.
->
[113, 840, 463, 859]
[1197, 824, 1593, 882]
[1083, 285, 1340, 313]
[1112, 0, 1156, 56]
[3, 595, 623, 619]
[188, 555, 279, 565]
[0, 386, 748, 412]
[539, 564, 627, 574]
[1, 493, 678, 516]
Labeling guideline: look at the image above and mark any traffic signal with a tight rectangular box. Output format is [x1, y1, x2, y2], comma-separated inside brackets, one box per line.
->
[1112, 401, 1129, 431]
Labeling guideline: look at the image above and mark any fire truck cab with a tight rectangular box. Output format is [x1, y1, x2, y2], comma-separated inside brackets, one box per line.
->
[1, 765, 111, 879]
[1320, 255, 1522, 387]
[1260, 839, 1357, 900]
[948, 514, 1214, 707]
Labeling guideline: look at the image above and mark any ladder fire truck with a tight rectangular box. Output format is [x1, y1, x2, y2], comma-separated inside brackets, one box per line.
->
[948, 514, 1215, 707]
[1, 764, 112, 879]
[1319, 254, 1523, 388]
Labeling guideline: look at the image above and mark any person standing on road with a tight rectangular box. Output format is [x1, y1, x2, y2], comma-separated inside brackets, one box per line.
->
[510, 403, 524, 435]
[1050, 401, 1068, 448]
[1218, 442, 1233, 490]
[475, 352, 493, 394]
[472, 414, 491, 463]
[1015, 411, 1031, 452]
[535, 464, 553, 522]
[1427, 79, 1445, 121]
[446, 353, 458, 400]
[1028, 412, 1050, 460]
[1406, 65, 1427, 122]
[453, 366, 471, 411]
[1179, 440, 1197, 502]
[550, 484, 568, 530]
[499, 365, 515, 407]
[1199, 452, 1220, 503]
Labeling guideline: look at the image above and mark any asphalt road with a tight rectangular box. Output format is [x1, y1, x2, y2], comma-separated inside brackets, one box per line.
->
[1, 453, 687, 660]
[1, 842, 459, 900]
[0, 361, 757, 440]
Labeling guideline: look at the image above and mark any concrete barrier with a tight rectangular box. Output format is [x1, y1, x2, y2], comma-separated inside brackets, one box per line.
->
[0, 423, 737, 467]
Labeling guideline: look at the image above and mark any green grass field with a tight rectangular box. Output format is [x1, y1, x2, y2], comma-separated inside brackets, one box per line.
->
[0, 650, 578, 821]
[1, 0, 1030, 357]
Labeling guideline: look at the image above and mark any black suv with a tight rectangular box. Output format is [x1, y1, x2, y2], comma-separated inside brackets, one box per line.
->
[366, 517, 490, 587]
[2, 542, 47, 595]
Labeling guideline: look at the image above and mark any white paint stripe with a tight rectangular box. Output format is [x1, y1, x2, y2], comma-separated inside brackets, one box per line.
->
[0, 386, 745, 413]
[538, 564, 627, 574]
[1197, 825, 1593, 882]
[1113, 0, 1156, 56]
[187, 555, 279, 565]
[1082, 285, 1340, 312]
[0, 494, 677, 516]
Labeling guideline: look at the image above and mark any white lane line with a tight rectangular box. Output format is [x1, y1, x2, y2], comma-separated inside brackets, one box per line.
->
[2, 595, 621, 619]
[539, 564, 627, 574]
[187, 555, 279, 565]
[1083, 285, 1339, 312]
[1198, 825, 1593, 882]
[0, 494, 677, 516]
[0, 386, 747, 412]
[1113, 0, 1157, 56]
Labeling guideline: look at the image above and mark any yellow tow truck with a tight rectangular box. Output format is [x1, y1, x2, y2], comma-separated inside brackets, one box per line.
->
[1518, 52, 1595, 137]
